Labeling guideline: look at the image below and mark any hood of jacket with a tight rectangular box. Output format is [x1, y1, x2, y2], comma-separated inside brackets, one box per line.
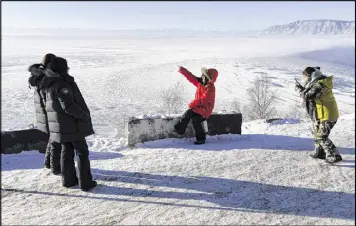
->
[28, 64, 45, 87]
[42, 69, 65, 89]
[42, 69, 76, 89]
[318, 76, 334, 89]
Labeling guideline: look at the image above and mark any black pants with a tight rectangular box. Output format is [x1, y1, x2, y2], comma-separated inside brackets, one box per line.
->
[44, 139, 61, 173]
[174, 109, 206, 141]
[61, 138, 93, 189]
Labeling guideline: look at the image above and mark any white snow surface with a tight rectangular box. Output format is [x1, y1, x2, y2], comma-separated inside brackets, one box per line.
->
[1, 32, 355, 225]
[1, 34, 355, 138]
[2, 113, 355, 225]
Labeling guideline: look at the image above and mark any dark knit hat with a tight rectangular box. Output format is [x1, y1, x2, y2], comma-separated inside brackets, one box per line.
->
[48, 57, 69, 74]
[41, 53, 56, 67]
[303, 66, 321, 77]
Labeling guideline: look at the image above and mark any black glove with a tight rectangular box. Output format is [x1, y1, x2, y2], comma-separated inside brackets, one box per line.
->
[295, 83, 304, 91]
[294, 78, 304, 92]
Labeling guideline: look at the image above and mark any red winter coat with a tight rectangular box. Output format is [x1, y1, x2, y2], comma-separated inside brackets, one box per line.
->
[179, 67, 218, 118]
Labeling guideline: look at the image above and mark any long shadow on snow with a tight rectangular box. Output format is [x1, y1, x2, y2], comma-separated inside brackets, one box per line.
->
[3, 170, 354, 220]
[1, 151, 124, 171]
[139, 134, 355, 154]
[91, 170, 355, 220]
[334, 159, 355, 169]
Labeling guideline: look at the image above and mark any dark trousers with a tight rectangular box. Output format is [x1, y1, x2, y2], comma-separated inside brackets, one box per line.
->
[175, 109, 206, 141]
[61, 138, 93, 189]
[44, 139, 61, 173]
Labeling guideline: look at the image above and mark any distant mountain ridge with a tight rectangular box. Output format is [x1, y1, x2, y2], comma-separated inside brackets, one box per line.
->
[260, 20, 355, 35]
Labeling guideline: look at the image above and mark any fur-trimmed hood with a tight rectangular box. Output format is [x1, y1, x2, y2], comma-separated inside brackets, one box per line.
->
[42, 68, 75, 89]
[201, 67, 218, 83]
[28, 63, 45, 88]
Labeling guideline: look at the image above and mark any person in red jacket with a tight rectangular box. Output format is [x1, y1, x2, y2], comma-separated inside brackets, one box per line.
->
[174, 66, 218, 144]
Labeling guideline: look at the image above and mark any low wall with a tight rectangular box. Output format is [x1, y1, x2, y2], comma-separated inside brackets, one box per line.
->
[1, 113, 243, 152]
[1, 129, 48, 154]
[127, 113, 242, 147]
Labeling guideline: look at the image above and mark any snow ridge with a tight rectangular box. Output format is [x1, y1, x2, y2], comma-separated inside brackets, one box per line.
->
[260, 20, 355, 35]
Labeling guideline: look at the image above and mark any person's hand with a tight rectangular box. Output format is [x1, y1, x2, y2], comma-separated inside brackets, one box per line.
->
[295, 83, 303, 91]
[295, 78, 304, 92]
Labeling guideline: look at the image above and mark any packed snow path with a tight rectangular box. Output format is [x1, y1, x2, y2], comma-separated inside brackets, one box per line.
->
[2, 115, 355, 225]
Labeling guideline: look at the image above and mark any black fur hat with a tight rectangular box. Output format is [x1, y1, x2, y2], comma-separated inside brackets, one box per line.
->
[41, 53, 56, 67]
[48, 57, 69, 74]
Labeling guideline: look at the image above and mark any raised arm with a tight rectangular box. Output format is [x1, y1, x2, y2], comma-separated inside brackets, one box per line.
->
[178, 66, 200, 87]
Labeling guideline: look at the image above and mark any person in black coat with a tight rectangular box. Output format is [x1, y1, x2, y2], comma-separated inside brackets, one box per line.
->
[42, 56, 97, 191]
[28, 53, 61, 175]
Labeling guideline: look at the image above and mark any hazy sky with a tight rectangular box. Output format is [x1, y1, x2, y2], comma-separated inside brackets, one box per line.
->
[2, 1, 355, 31]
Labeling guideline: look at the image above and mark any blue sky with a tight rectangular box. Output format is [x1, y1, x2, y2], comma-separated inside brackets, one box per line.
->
[2, 1, 355, 31]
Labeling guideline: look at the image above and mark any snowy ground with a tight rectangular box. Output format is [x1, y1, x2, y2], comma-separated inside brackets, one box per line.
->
[1, 113, 355, 225]
[1, 33, 355, 224]
[1, 34, 355, 137]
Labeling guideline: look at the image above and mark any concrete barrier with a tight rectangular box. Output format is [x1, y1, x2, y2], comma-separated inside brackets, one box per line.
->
[127, 113, 242, 147]
[1, 129, 49, 154]
[1, 113, 243, 152]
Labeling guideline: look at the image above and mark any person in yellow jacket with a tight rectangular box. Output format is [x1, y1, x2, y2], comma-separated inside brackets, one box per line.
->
[296, 67, 342, 163]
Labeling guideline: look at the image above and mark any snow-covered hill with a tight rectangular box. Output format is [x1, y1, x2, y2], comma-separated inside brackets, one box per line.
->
[2, 113, 355, 225]
[260, 20, 355, 35]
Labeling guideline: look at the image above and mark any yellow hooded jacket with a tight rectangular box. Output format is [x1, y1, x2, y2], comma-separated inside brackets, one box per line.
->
[314, 76, 339, 121]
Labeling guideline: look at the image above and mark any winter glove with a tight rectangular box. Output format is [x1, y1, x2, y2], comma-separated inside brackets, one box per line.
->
[295, 78, 304, 93]
[295, 83, 304, 92]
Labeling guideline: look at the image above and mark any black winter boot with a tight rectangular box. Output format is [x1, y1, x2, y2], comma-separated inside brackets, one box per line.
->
[194, 140, 205, 145]
[52, 169, 61, 175]
[81, 180, 97, 191]
[63, 177, 79, 188]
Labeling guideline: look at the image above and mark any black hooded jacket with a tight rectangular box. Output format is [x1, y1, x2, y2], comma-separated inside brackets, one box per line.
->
[41, 67, 94, 143]
[28, 64, 49, 133]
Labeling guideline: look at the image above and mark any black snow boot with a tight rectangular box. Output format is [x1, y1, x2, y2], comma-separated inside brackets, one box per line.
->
[52, 170, 61, 175]
[63, 177, 79, 188]
[81, 180, 97, 191]
[194, 140, 205, 145]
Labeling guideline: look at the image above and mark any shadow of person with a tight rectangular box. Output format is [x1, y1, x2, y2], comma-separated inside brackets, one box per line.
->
[91, 169, 355, 220]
